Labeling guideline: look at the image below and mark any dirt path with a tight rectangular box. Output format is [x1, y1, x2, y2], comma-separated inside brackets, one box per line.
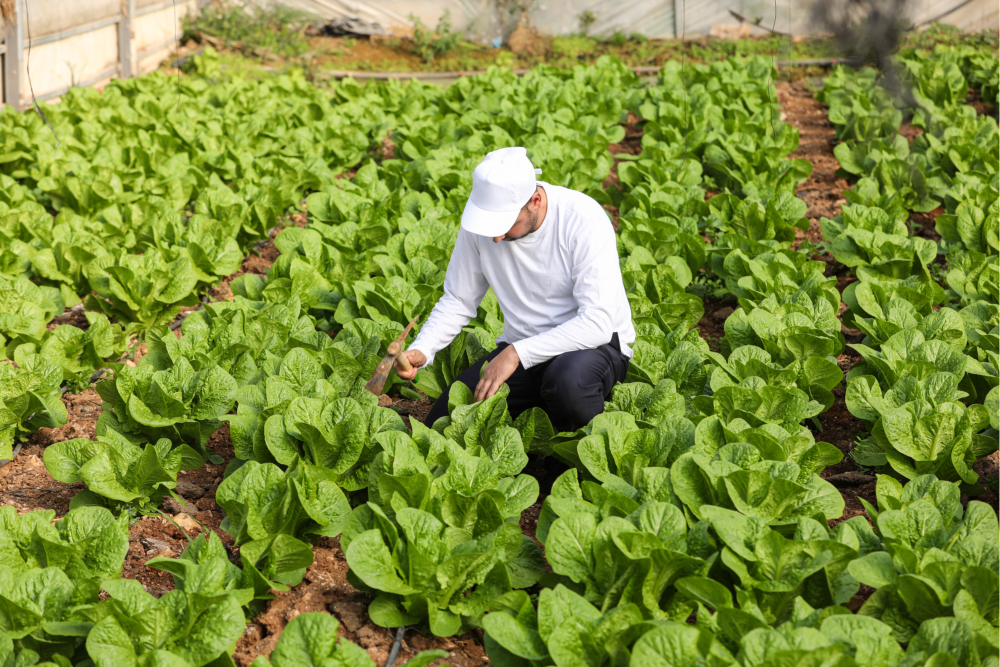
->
[774, 80, 880, 519]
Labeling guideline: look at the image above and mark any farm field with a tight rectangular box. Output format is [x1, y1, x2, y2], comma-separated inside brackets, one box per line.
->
[0, 38, 998, 667]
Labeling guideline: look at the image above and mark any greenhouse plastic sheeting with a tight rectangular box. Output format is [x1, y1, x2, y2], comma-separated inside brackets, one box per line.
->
[1, 0, 198, 106]
[251, 0, 999, 41]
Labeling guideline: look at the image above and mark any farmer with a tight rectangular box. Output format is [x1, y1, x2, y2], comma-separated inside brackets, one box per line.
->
[394, 147, 635, 432]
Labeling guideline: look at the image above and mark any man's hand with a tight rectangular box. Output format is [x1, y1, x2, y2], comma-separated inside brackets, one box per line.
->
[475, 345, 520, 402]
[394, 350, 426, 381]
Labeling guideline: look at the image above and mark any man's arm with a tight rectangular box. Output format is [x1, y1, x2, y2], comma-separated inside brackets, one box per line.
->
[512, 206, 624, 368]
[397, 229, 489, 379]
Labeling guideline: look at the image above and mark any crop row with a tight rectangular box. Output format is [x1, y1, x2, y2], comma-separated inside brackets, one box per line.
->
[0, 46, 997, 667]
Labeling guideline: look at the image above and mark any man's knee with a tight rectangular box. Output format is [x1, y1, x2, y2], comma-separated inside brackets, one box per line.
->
[539, 350, 616, 431]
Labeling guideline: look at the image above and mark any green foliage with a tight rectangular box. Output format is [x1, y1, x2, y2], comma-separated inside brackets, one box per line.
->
[148, 531, 313, 618]
[846, 370, 995, 485]
[84, 250, 201, 330]
[216, 457, 352, 550]
[0, 505, 129, 579]
[13, 314, 135, 392]
[0, 275, 63, 358]
[44, 428, 204, 514]
[0, 354, 67, 461]
[408, 11, 463, 63]
[87, 578, 245, 667]
[342, 411, 543, 636]
[850, 474, 999, 645]
[183, 1, 312, 57]
[0, 506, 128, 666]
[95, 358, 238, 463]
[249, 611, 447, 667]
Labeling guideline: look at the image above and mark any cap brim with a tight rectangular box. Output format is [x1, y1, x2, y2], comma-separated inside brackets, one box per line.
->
[461, 197, 519, 237]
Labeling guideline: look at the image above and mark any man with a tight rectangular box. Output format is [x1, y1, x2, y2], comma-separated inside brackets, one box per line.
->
[394, 147, 635, 433]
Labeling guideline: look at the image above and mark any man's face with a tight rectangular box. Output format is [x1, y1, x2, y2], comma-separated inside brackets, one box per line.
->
[493, 189, 542, 243]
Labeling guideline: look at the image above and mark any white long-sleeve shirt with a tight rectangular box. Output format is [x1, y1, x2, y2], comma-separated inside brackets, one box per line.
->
[411, 182, 635, 369]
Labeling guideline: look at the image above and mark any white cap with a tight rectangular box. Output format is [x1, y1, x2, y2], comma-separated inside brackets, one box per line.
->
[461, 147, 542, 237]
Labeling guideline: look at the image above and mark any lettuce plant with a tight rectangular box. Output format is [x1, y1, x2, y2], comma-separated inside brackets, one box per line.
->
[944, 249, 999, 306]
[844, 281, 966, 351]
[12, 314, 135, 392]
[484, 586, 736, 667]
[84, 250, 200, 330]
[707, 345, 843, 417]
[708, 194, 809, 274]
[343, 420, 542, 637]
[841, 273, 946, 333]
[721, 297, 844, 365]
[216, 457, 352, 553]
[698, 510, 866, 625]
[44, 429, 204, 513]
[670, 443, 844, 528]
[142, 300, 317, 389]
[721, 249, 840, 312]
[849, 474, 999, 644]
[847, 329, 991, 394]
[703, 123, 813, 197]
[694, 416, 843, 475]
[616, 209, 707, 273]
[223, 348, 406, 489]
[846, 372, 995, 484]
[249, 392, 405, 490]
[96, 358, 238, 463]
[0, 564, 104, 665]
[549, 410, 693, 486]
[0, 506, 128, 665]
[936, 198, 1000, 257]
[0, 275, 63, 358]
[147, 531, 313, 618]
[536, 469, 709, 617]
[0, 354, 67, 461]
[0, 505, 128, 580]
[249, 611, 447, 667]
[623, 256, 705, 334]
[85, 578, 245, 667]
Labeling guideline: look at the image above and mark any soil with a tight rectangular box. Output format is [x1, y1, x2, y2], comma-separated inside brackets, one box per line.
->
[909, 207, 943, 243]
[898, 121, 924, 144]
[231, 537, 490, 667]
[966, 86, 997, 118]
[47, 304, 90, 331]
[697, 297, 737, 352]
[776, 80, 850, 233]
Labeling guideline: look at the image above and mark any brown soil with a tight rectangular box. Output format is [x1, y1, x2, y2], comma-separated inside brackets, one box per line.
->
[966, 86, 997, 118]
[909, 207, 943, 243]
[47, 304, 90, 331]
[898, 121, 924, 144]
[385, 395, 435, 431]
[231, 537, 489, 667]
[776, 80, 850, 233]
[697, 296, 736, 352]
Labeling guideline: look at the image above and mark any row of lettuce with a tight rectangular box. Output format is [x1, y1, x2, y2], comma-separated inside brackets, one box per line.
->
[0, 48, 996, 666]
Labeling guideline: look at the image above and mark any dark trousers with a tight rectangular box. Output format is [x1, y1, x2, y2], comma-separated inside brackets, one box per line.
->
[424, 334, 630, 433]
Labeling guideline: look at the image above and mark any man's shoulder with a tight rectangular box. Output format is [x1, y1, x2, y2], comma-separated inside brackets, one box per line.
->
[545, 183, 609, 226]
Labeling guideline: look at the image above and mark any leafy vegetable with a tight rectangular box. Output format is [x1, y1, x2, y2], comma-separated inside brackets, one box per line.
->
[0, 354, 67, 461]
[44, 429, 204, 513]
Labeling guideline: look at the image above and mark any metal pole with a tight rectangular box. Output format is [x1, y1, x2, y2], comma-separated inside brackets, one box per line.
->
[119, 0, 135, 78]
[2, 0, 22, 109]
[673, 0, 680, 39]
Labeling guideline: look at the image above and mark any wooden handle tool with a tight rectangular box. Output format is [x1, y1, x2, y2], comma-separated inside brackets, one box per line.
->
[364, 316, 419, 396]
